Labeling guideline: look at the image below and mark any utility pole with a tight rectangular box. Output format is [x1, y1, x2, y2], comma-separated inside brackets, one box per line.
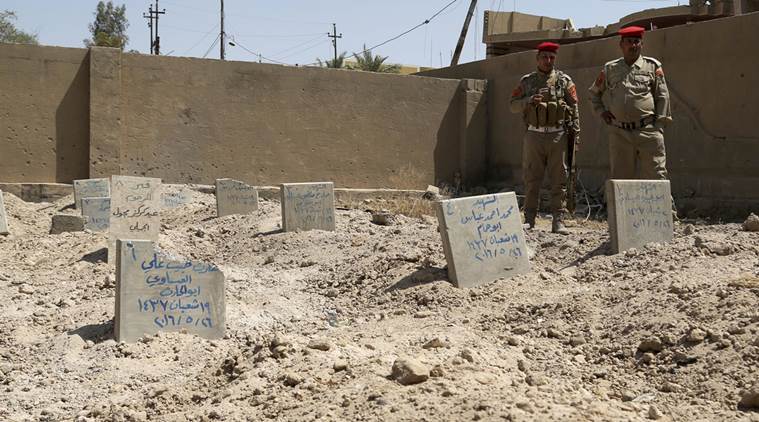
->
[144, 0, 165, 55]
[451, 0, 478, 66]
[220, 0, 226, 60]
[143, 5, 154, 54]
[327, 23, 342, 63]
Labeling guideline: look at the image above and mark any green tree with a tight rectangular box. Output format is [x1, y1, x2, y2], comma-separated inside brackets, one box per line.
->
[0, 10, 39, 45]
[85, 1, 129, 49]
[316, 51, 347, 69]
[350, 45, 400, 73]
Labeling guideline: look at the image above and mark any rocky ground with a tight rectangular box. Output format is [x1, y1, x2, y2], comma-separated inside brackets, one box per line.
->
[0, 186, 758, 421]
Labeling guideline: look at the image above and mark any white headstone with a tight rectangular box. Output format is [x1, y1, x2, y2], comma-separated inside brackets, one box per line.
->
[215, 179, 259, 217]
[0, 191, 8, 235]
[436, 192, 530, 288]
[280, 182, 335, 232]
[115, 239, 225, 343]
[162, 189, 190, 209]
[109, 176, 161, 257]
[73, 178, 110, 210]
[81, 197, 111, 232]
[606, 179, 674, 254]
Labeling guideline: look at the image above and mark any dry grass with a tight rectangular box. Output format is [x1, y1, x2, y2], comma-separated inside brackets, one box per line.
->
[387, 163, 429, 191]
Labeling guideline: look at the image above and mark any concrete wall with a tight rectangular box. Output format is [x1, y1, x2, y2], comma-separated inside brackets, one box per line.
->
[0, 44, 89, 183]
[420, 13, 759, 214]
[97, 53, 479, 188]
[0, 43, 486, 189]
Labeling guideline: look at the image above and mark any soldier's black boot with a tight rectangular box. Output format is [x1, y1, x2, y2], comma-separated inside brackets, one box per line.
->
[524, 209, 537, 229]
[552, 212, 569, 235]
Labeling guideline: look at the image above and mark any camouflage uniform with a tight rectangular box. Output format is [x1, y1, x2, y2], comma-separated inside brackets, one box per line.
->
[510, 69, 581, 227]
[588, 55, 672, 179]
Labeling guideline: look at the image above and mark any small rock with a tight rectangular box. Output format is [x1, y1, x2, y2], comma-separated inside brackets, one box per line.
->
[422, 338, 448, 349]
[743, 213, 759, 232]
[263, 256, 275, 265]
[422, 185, 441, 200]
[391, 357, 429, 385]
[506, 336, 520, 346]
[325, 288, 339, 298]
[637, 337, 663, 353]
[641, 352, 655, 364]
[739, 387, 759, 409]
[686, 328, 707, 343]
[18, 284, 36, 295]
[660, 381, 683, 393]
[683, 224, 695, 235]
[333, 360, 348, 372]
[414, 310, 434, 319]
[459, 349, 474, 363]
[371, 210, 394, 226]
[569, 336, 586, 347]
[621, 390, 636, 402]
[281, 372, 303, 387]
[429, 364, 445, 378]
[648, 405, 663, 420]
[515, 401, 534, 413]
[525, 374, 547, 386]
[271, 334, 292, 348]
[307, 339, 331, 351]
[546, 328, 564, 339]
[672, 351, 698, 365]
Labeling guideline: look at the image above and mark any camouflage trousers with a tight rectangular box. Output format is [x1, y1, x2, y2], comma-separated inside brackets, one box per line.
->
[609, 126, 668, 180]
[521, 130, 568, 213]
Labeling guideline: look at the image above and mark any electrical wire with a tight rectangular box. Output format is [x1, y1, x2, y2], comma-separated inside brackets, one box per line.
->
[228, 37, 290, 65]
[202, 33, 221, 58]
[181, 23, 219, 55]
[304, 0, 462, 66]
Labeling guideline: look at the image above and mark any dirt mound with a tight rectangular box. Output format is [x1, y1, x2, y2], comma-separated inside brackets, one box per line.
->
[0, 187, 757, 421]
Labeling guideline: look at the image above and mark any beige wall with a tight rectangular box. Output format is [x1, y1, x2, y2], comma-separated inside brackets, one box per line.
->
[1, 43, 486, 189]
[0, 44, 89, 183]
[420, 12, 759, 214]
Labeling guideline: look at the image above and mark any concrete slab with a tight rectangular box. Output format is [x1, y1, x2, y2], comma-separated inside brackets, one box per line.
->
[115, 239, 225, 343]
[50, 214, 85, 234]
[0, 191, 8, 235]
[73, 178, 110, 210]
[280, 182, 335, 232]
[215, 179, 259, 217]
[436, 192, 530, 288]
[109, 176, 161, 258]
[606, 179, 674, 254]
[81, 197, 110, 232]
[162, 189, 190, 209]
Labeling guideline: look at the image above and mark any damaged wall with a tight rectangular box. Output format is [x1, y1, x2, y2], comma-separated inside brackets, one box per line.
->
[420, 12, 759, 214]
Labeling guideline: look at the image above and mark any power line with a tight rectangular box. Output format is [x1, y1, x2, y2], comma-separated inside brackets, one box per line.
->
[202, 33, 221, 58]
[228, 37, 291, 65]
[159, 0, 330, 25]
[181, 23, 219, 55]
[305, 0, 461, 66]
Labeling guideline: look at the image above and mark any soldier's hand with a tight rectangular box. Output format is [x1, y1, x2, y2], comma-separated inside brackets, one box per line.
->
[601, 111, 615, 125]
[530, 94, 543, 104]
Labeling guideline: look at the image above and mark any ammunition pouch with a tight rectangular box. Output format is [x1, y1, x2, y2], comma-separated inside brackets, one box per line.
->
[526, 100, 569, 128]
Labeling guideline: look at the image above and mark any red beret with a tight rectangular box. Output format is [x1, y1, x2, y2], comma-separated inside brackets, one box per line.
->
[537, 42, 559, 53]
[619, 26, 645, 38]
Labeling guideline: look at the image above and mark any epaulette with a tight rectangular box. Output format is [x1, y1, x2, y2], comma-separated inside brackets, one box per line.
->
[521, 72, 537, 82]
[604, 58, 622, 67]
[642, 56, 662, 67]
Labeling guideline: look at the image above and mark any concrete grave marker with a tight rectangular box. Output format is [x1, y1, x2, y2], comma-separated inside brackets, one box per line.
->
[162, 188, 190, 209]
[436, 192, 530, 288]
[606, 179, 674, 254]
[109, 176, 161, 257]
[280, 182, 335, 232]
[0, 191, 8, 235]
[81, 197, 111, 232]
[215, 179, 259, 217]
[73, 178, 110, 210]
[115, 239, 225, 342]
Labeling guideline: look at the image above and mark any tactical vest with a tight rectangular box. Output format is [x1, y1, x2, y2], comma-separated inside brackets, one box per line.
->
[525, 72, 571, 128]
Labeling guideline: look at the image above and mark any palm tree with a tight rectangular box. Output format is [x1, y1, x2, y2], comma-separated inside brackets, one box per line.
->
[350, 45, 400, 73]
[316, 52, 347, 69]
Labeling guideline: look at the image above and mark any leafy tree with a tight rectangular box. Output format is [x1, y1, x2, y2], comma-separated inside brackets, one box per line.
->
[0, 10, 39, 45]
[316, 51, 347, 69]
[350, 45, 400, 73]
[84, 1, 128, 49]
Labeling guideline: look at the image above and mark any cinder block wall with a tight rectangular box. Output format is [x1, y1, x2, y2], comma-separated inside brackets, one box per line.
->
[0, 44, 487, 189]
[419, 12, 759, 214]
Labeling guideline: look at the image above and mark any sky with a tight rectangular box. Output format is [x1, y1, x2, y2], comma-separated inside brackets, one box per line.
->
[5, 0, 685, 67]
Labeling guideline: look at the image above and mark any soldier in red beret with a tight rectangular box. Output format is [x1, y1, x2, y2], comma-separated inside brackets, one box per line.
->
[588, 26, 672, 181]
[509, 41, 581, 235]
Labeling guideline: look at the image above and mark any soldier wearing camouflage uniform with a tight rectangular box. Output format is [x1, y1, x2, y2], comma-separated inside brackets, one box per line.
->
[588, 26, 672, 180]
[510, 42, 581, 235]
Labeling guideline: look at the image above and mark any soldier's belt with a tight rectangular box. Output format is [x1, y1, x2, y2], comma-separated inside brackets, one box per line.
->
[528, 125, 564, 134]
[615, 115, 657, 131]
